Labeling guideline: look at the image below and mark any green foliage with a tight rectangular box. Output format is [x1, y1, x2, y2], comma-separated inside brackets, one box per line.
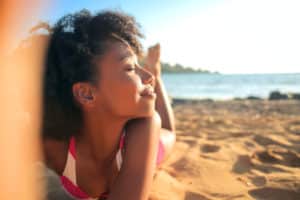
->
[161, 62, 217, 74]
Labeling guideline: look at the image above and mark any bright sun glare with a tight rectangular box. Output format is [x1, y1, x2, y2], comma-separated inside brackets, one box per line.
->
[144, 0, 300, 74]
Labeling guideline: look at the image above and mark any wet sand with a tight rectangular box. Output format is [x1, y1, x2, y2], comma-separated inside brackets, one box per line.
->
[150, 99, 300, 200]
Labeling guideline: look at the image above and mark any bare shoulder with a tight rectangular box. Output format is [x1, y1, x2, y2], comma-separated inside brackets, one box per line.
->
[42, 138, 69, 175]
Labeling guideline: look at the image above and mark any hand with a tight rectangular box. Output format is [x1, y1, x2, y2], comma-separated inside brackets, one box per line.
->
[144, 43, 161, 78]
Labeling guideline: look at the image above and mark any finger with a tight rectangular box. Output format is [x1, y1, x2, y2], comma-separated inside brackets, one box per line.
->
[153, 44, 160, 58]
[149, 46, 155, 54]
[156, 43, 160, 53]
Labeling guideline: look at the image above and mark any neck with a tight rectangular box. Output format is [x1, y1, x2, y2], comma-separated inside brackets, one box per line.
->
[76, 109, 128, 167]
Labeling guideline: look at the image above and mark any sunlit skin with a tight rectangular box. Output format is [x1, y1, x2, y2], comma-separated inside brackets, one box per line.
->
[144, 43, 176, 159]
[43, 41, 175, 200]
[86, 41, 157, 119]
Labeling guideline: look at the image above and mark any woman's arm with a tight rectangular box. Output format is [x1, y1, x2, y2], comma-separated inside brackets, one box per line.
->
[144, 44, 176, 163]
[144, 44, 175, 132]
[154, 77, 176, 132]
[108, 113, 161, 200]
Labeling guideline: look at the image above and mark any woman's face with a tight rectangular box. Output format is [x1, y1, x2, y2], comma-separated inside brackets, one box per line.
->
[92, 41, 156, 118]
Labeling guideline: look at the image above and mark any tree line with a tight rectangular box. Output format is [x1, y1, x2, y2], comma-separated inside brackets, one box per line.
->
[161, 62, 218, 74]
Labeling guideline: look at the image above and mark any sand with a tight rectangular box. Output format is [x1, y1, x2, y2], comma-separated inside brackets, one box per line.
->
[150, 99, 300, 200]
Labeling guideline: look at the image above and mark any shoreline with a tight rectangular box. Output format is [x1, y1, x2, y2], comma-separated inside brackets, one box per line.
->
[170, 90, 300, 105]
[172, 97, 300, 106]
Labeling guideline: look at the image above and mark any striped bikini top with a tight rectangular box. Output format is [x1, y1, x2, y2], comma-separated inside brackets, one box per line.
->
[60, 135, 125, 200]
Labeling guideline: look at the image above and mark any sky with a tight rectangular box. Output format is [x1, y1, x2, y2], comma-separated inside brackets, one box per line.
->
[26, 0, 300, 74]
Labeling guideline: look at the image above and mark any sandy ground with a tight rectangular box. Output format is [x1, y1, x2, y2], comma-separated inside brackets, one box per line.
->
[150, 99, 300, 200]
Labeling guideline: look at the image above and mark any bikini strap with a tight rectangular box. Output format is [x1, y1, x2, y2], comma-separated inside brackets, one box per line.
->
[116, 131, 126, 170]
[61, 137, 77, 184]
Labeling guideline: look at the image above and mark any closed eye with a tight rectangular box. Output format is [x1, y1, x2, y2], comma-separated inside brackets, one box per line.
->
[125, 65, 136, 72]
[126, 68, 135, 71]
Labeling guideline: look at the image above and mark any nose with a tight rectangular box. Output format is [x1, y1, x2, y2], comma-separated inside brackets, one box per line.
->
[138, 66, 155, 86]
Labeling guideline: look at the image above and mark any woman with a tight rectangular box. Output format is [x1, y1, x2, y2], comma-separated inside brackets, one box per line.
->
[42, 10, 175, 200]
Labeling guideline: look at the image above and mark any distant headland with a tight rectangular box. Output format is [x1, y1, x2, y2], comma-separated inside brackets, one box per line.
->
[161, 62, 219, 74]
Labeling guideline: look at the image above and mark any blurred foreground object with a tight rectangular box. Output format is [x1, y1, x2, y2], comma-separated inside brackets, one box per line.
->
[36, 163, 74, 200]
[0, 0, 47, 199]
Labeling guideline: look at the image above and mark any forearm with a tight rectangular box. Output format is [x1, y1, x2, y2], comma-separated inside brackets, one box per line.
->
[154, 77, 175, 132]
[108, 114, 161, 200]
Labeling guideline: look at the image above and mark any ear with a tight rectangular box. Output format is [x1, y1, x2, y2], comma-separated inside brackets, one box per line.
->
[72, 82, 96, 108]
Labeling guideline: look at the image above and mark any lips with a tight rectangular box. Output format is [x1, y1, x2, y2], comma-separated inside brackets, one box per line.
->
[140, 85, 156, 98]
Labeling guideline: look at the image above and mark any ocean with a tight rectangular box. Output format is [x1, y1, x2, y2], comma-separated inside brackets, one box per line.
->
[161, 73, 300, 100]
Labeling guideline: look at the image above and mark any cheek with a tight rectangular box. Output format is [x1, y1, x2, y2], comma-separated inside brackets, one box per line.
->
[101, 75, 143, 116]
[116, 76, 155, 117]
[117, 77, 140, 105]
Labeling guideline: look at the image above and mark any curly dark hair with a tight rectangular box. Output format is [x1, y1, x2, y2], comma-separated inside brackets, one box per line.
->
[42, 9, 144, 140]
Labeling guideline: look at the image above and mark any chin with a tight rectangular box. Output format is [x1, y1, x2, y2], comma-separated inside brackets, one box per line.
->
[142, 109, 155, 117]
[136, 104, 155, 117]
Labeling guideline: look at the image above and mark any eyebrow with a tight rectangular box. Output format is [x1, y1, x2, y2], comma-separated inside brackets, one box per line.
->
[119, 51, 136, 63]
[119, 52, 132, 61]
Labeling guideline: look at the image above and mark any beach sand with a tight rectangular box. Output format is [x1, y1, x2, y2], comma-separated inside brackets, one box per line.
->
[150, 99, 300, 200]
